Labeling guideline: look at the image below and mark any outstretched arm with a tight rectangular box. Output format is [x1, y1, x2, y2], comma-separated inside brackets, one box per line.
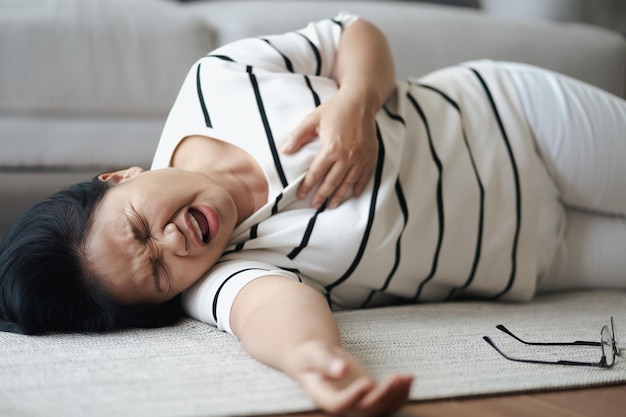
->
[282, 18, 396, 209]
[230, 275, 412, 416]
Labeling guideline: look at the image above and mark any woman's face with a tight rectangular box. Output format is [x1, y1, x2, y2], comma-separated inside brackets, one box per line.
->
[85, 167, 238, 305]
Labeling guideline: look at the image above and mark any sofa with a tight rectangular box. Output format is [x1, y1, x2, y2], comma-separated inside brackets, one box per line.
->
[1, 0, 625, 237]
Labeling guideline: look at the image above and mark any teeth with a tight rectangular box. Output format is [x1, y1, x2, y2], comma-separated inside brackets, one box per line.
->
[188, 212, 203, 241]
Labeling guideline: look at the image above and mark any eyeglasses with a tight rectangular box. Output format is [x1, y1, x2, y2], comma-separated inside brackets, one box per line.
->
[483, 317, 621, 368]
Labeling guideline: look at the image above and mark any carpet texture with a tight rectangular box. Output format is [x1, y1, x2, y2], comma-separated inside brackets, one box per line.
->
[1, 290, 625, 417]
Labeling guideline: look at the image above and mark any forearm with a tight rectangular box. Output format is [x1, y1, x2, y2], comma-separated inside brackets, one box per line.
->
[230, 275, 341, 377]
[230, 275, 413, 415]
[335, 19, 396, 115]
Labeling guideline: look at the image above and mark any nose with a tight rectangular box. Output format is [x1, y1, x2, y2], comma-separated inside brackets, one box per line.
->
[160, 223, 188, 257]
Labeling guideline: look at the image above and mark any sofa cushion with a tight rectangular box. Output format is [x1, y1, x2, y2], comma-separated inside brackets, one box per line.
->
[0, 0, 216, 116]
[1, 115, 164, 169]
[188, 1, 625, 98]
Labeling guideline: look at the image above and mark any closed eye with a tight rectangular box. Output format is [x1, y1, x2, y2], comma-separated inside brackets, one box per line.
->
[137, 215, 152, 243]
[125, 209, 166, 294]
[153, 257, 171, 294]
[125, 209, 151, 243]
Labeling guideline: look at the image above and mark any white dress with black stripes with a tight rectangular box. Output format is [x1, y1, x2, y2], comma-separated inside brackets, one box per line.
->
[152, 14, 559, 334]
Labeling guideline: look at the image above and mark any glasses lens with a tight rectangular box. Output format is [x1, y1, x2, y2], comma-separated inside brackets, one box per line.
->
[611, 317, 620, 357]
[601, 325, 615, 367]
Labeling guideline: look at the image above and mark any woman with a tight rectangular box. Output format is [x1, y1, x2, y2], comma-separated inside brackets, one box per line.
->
[2, 13, 626, 416]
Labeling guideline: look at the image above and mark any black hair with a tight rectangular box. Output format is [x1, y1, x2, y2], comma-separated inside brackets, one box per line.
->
[0, 177, 183, 335]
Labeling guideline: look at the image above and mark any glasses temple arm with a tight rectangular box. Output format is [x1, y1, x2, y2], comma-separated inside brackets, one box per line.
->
[496, 325, 600, 347]
[482, 336, 607, 368]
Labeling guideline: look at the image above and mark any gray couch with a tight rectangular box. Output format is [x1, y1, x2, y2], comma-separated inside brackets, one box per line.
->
[1, 0, 625, 237]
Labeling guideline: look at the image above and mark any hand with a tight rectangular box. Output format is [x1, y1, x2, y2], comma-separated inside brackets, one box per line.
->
[281, 87, 379, 209]
[289, 341, 413, 416]
[232, 276, 412, 415]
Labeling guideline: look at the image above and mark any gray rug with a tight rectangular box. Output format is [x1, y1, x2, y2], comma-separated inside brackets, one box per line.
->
[1, 290, 625, 417]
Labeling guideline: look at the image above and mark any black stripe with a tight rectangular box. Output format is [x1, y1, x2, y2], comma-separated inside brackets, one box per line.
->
[228, 224, 258, 254]
[207, 54, 235, 62]
[324, 122, 386, 294]
[221, 241, 244, 256]
[247, 66, 289, 187]
[331, 18, 344, 29]
[304, 75, 321, 107]
[296, 32, 321, 76]
[469, 67, 521, 300]
[361, 178, 408, 308]
[287, 200, 328, 260]
[260, 38, 294, 72]
[406, 91, 444, 302]
[383, 105, 405, 125]
[196, 63, 212, 128]
[278, 267, 303, 282]
[212, 268, 270, 321]
[418, 84, 460, 110]
[222, 194, 284, 257]
[418, 83, 485, 300]
[271, 193, 283, 215]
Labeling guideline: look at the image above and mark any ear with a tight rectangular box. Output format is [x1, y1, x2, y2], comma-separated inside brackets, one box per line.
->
[97, 167, 144, 185]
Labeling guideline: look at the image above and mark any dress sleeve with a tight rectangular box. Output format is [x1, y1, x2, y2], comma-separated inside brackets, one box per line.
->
[181, 260, 301, 334]
[207, 12, 359, 78]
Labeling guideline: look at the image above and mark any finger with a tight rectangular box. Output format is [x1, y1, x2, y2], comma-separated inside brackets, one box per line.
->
[355, 374, 413, 415]
[353, 161, 374, 198]
[387, 375, 413, 409]
[282, 112, 319, 154]
[298, 154, 334, 201]
[319, 376, 375, 415]
[328, 166, 362, 209]
[377, 374, 412, 408]
[311, 162, 349, 209]
[357, 374, 398, 409]
[328, 181, 353, 209]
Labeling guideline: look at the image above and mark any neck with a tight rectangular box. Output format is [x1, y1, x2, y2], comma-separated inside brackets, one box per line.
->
[211, 169, 258, 226]
[171, 135, 268, 225]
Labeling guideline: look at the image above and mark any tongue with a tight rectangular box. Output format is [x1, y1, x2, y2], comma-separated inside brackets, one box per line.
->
[189, 208, 210, 242]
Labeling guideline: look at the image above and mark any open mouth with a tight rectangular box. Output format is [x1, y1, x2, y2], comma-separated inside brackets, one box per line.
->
[188, 208, 210, 244]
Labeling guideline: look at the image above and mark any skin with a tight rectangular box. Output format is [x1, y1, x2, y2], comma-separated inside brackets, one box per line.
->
[85, 166, 243, 305]
[86, 18, 411, 416]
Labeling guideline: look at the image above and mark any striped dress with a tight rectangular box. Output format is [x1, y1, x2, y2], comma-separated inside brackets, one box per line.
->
[152, 14, 546, 334]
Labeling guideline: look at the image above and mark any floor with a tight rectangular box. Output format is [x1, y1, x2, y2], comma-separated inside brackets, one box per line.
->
[269, 384, 626, 417]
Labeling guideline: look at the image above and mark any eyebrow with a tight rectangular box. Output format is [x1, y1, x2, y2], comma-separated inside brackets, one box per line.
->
[124, 212, 163, 294]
